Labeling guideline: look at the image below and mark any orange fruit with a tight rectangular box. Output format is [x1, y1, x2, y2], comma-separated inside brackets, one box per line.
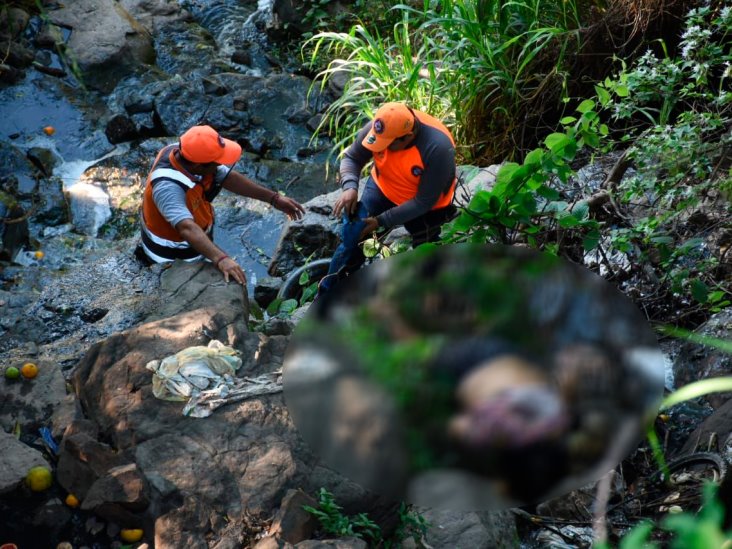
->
[25, 466, 52, 491]
[43, 126, 55, 136]
[34, 251, 44, 260]
[120, 529, 144, 543]
[65, 493, 80, 508]
[20, 363, 38, 379]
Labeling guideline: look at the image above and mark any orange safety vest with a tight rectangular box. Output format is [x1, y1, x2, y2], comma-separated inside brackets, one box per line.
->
[140, 145, 216, 261]
[370, 110, 456, 210]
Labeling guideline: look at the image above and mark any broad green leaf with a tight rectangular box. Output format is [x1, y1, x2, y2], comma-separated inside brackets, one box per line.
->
[544, 133, 570, 151]
[537, 185, 560, 200]
[690, 279, 709, 303]
[560, 116, 577, 125]
[524, 148, 543, 165]
[362, 238, 379, 258]
[614, 84, 629, 97]
[279, 299, 298, 314]
[558, 214, 580, 228]
[595, 85, 611, 106]
[496, 162, 521, 186]
[576, 99, 595, 113]
[583, 228, 600, 251]
[571, 201, 589, 220]
[299, 271, 310, 285]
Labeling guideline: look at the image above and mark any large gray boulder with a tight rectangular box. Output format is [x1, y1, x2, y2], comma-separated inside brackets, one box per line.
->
[48, 0, 155, 91]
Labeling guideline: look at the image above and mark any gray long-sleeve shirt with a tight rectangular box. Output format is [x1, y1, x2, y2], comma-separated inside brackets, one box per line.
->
[340, 121, 456, 228]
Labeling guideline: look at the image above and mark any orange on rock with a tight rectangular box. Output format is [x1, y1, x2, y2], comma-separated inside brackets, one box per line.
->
[64, 493, 80, 508]
[34, 250, 44, 260]
[120, 529, 144, 543]
[20, 363, 38, 379]
[43, 126, 55, 136]
[25, 466, 52, 491]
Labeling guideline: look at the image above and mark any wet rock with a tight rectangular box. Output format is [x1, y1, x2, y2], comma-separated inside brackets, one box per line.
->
[268, 489, 318, 544]
[202, 76, 229, 96]
[47, 0, 155, 92]
[305, 114, 324, 134]
[680, 397, 732, 456]
[80, 307, 109, 323]
[124, 97, 155, 115]
[0, 138, 38, 195]
[32, 498, 72, 535]
[0, 430, 49, 494]
[34, 22, 65, 50]
[285, 105, 312, 124]
[0, 39, 34, 69]
[268, 189, 340, 277]
[269, 0, 305, 37]
[35, 177, 69, 227]
[0, 191, 29, 262]
[673, 308, 732, 409]
[231, 49, 253, 66]
[0, 62, 22, 84]
[65, 182, 112, 237]
[154, 79, 211, 136]
[324, 60, 350, 97]
[105, 114, 139, 144]
[26, 146, 60, 177]
[0, 7, 30, 40]
[254, 276, 283, 309]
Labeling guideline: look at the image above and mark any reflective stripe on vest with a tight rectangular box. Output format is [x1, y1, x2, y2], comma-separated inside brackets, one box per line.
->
[149, 167, 196, 189]
[140, 211, 213, 262]
[141, 146, 216, 257]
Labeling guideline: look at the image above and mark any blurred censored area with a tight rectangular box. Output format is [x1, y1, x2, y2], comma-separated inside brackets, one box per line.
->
[283, 244, 665, 511]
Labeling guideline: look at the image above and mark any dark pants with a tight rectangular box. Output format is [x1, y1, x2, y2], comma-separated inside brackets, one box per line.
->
[319, 178, 455, 293]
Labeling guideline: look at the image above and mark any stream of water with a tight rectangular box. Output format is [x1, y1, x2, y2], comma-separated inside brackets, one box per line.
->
[2, 0, 295, 295]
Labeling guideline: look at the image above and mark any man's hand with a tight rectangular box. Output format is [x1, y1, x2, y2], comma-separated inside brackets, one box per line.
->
[333, 188, 358, 218]
[358, 217, 380, 240]
[274, 195, 306, 221]
[217, 256, 246, 285]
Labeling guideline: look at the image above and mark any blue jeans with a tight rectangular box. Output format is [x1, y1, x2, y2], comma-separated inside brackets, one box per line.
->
[319, 177, 455, 293]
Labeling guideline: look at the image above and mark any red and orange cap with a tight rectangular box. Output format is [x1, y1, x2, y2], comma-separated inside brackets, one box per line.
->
[361, 102, 415, 152]
[179, 125, 242, 165]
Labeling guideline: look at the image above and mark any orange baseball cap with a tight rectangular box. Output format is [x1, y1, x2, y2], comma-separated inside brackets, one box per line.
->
[362, 102, 415, 152]
[179, 125, 242, 165]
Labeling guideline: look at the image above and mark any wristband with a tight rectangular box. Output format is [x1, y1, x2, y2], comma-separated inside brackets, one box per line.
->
[215, 254, 229, 268]
[269, 193, 280, 206]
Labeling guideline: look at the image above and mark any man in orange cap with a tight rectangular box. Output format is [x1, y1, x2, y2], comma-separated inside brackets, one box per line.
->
[321, 103, 457, 292]
[139, 125, 305, 285]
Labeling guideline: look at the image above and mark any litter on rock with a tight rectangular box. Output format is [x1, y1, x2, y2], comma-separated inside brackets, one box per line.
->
[146, 340, 282, 418]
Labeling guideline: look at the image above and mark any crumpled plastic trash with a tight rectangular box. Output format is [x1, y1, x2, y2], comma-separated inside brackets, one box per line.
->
[146, 340, 283, 418]
[146, 340, 242, 402]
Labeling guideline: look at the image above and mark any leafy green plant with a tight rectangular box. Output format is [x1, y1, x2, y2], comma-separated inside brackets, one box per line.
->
[303, 488, 431, 547]
[303, 488, 382, 542]
[442, 98, 605, 251]
[593, 4, 732, 310]
[304, 0, 591, 165]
